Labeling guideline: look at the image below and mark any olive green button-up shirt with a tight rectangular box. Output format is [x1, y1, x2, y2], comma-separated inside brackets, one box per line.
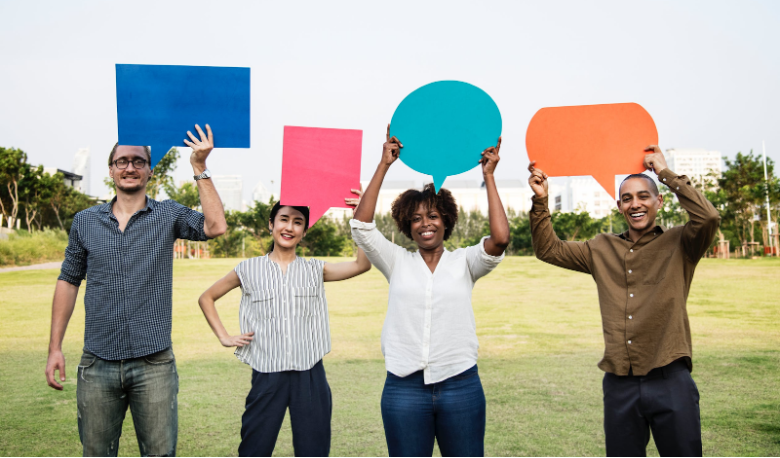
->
[530, 169, 720, 376]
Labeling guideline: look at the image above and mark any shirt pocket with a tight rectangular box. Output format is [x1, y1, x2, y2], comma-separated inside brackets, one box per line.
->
[247, 289, 276, 320]
[639, 249, 675, 285]
[293, 286, 320, 317]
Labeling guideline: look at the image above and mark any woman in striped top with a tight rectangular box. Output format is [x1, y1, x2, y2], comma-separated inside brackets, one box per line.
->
[198, 198, 370, 457]
[350, 126, 510, 457]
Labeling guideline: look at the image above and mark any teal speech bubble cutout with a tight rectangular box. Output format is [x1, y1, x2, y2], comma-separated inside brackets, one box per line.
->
[389, 81, 502, 192]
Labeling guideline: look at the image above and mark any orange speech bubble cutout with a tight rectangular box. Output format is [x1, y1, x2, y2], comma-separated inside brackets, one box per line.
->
[526, 103, 658, 199]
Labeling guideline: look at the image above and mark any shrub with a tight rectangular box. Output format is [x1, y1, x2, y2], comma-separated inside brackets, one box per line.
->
[0, 229, 68, 267]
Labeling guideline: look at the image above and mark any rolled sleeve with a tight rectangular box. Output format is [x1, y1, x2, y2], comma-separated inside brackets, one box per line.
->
[350, 219, 401, 281]
[466, 236, 505, 282]
[58, 213, 87, 286]
[171, 201, 209, 241]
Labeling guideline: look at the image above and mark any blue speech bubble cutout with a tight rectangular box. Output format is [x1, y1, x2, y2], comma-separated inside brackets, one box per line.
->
[389, 81, 502, 192]
[116, 64, 250, 168]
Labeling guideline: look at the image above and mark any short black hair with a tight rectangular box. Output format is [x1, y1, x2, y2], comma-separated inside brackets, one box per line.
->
[619, 173, 659, 197]
[390, 183, 458, 240]
[269, 201, 310, 231]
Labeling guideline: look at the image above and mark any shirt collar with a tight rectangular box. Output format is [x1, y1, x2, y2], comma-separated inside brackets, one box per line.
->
[619, 225, 666, 242]
[100, 196, 156, 214]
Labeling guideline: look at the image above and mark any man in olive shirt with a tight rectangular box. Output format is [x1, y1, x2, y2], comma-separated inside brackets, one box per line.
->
[528, 146, 719, 456]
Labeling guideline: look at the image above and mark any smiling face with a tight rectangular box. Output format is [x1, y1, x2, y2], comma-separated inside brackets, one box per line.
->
[108, 145, 152, 194]
[410, 203, 446, 250]
[269, 206, 307, 250]
[617, 177, 663, 238]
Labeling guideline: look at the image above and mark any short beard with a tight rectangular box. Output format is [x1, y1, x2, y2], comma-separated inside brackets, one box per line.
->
[114, 176, 149, 194]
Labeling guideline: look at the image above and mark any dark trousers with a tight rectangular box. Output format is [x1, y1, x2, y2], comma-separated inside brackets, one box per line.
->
[381, 365, 485, 457]
[603, 359, 702, 457]
[239, 360, 332, 457]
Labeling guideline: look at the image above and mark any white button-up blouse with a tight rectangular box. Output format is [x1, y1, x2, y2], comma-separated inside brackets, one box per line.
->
[350, 219, 504, 384]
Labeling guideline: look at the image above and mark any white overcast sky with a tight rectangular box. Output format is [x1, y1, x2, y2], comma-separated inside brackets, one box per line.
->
[1, 1, 779, 201]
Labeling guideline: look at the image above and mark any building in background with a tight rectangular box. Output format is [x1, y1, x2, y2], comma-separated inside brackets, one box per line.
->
[43, 167, 83, 190]
[72, 147, 90, 195]
[252, 180, 273, 205]
[554, 177, 616, 218]
[664, 148, 722, 183]
[212, 175, 243, 211]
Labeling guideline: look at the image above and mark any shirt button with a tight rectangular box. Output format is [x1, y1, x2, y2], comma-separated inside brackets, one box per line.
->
[663, 178, 667, 182]
[628, 270, 632, 274]
[628, 315, 633, 319]
[676, 187, 680, 190]
[630, 249, 634, 252]
[630, 293, 634, 297]
[628, 340, 632, 344]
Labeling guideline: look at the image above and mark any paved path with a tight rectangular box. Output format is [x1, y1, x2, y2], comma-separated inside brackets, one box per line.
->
[0, 261, 62, 273]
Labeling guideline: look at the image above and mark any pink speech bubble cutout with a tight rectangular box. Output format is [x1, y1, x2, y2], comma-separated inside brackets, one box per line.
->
[280, 126, 363, 228]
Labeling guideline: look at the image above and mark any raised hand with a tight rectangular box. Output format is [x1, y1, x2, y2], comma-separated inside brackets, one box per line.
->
[382, 124, 403, 167]
[480, 137, 502, 176]
[528, 161, 549, 198]
[345, 186, 364, 215]
[219, 331, 254, 348]
[643, 145, 668, 175]
[184, 124, 214, 173]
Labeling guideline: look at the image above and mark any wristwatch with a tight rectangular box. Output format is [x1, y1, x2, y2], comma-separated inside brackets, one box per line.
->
[194, 169, 212, 181]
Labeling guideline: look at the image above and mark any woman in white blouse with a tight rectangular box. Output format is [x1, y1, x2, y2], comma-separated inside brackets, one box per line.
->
[351, 126, 510, 456]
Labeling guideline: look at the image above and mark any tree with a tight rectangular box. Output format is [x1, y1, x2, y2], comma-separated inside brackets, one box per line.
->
[508, 213, 533, 255]
[656, 188, 689, 228]
[450, 207, 489, 250]
[19, 165, 57, 231]
[551, 210, 601, 241]
[236, 198, 275, 255]
[0, 147, 28, 229]
[716, 151, 770, 250]
[165, 181, 200, 209]
[374, 212, 415, 250]
[148, 148, 180, 199]
[210, 210, 246, 258]
[299, 218, 346, 256]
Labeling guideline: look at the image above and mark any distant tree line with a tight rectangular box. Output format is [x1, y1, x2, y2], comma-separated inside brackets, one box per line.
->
[2, 145, 778, 257]
[0, 147, 95, 232]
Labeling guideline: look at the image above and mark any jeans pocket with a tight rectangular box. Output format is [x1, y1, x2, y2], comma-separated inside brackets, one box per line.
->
[77, 352, 98, 382]
[143, 348, 175, 365]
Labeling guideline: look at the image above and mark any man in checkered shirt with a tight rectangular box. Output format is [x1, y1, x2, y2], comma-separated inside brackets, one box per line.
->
[45, 125, 227, 457]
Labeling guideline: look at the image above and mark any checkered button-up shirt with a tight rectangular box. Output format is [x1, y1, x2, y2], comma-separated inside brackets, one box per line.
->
[58, 197, 209, 360]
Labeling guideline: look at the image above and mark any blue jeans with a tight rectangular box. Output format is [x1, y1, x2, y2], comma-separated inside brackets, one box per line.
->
[76, 348, 179, 457]
[381, 365, 485, 457]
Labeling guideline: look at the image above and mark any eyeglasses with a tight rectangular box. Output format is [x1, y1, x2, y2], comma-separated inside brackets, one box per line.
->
[113, 158, 148, 169]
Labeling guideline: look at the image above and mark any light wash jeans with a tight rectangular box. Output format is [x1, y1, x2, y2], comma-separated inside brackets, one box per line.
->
[76, 347, 178, 457]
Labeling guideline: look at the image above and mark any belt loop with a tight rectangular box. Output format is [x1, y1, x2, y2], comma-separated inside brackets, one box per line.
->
[661, 365, 668, 379]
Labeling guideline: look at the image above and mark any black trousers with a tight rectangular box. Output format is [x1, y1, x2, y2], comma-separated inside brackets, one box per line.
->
[239, 360, 332, 457]
[603, 359, 702, 457]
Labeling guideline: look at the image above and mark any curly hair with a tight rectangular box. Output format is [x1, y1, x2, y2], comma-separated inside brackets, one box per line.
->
[390, 183, 459, 241]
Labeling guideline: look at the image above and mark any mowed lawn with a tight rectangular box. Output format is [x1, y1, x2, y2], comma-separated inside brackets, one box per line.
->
[1, 257, 778, 456]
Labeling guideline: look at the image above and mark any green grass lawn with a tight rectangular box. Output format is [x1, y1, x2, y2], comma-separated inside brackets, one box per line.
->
[1, 257, 778, 456]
